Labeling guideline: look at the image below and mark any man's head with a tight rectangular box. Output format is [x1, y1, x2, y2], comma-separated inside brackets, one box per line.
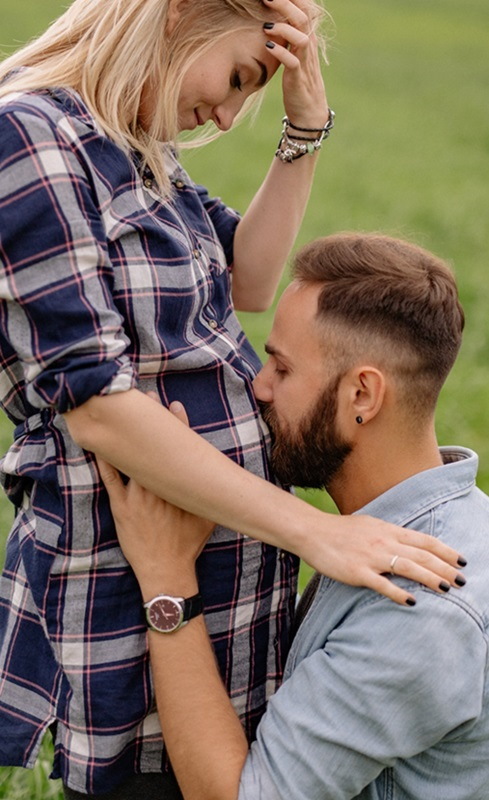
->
[254, 233, 465, 492]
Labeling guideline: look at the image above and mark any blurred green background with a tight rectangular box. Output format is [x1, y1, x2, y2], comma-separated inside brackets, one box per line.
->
[0, 0, 488, 795]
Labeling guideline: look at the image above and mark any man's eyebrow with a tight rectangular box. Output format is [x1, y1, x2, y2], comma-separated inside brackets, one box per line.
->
[253, 59, 268, 87]
[264, 342, 288, 361]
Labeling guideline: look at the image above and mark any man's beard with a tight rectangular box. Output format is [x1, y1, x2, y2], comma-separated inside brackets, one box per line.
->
[260, 377, 353, 490]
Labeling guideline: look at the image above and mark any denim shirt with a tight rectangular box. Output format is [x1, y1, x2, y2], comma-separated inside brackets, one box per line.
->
[239, 447, 489, 799]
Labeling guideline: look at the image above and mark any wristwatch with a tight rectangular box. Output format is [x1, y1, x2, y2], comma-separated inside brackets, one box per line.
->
[144, 593, 203, 634]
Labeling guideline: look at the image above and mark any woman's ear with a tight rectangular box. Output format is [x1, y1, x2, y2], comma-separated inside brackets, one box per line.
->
[165, 0, 187, 36]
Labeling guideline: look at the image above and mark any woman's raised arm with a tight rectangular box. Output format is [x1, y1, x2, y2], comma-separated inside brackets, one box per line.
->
[232, 0, 331, 311]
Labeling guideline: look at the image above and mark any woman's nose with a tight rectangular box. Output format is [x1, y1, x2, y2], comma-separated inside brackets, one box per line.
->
[211, 94, 245, 131]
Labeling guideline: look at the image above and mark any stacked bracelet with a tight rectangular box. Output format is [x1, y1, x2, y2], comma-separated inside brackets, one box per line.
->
[275, 109, 335, 163]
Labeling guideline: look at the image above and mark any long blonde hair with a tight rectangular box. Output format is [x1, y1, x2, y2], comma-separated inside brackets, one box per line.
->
[0, 0, 326, 194]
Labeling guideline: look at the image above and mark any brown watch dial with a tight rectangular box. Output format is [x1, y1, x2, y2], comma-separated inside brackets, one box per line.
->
[147, 597, 183, 632]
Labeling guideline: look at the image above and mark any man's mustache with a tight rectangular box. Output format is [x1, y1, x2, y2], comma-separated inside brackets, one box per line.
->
[257, 401, 277, 444]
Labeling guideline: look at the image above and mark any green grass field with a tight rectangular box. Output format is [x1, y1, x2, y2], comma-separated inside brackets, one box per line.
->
[0, 0, 488, 796]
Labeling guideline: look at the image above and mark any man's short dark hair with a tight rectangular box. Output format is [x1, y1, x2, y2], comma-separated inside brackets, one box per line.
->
[293, 233, 465, 416]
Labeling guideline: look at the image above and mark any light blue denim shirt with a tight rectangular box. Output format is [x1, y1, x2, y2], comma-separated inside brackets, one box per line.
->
[239, 447, 489, 799]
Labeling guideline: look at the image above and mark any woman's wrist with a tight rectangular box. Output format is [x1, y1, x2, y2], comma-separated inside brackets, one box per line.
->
[275, 109, 335, 163]
[284, 108, 330, 131]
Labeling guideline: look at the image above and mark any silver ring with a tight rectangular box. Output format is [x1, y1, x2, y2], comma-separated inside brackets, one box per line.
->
[390, 555, 400, 575]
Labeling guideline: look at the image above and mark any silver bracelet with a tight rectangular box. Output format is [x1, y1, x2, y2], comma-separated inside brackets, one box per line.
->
[275, 109, 335, 163]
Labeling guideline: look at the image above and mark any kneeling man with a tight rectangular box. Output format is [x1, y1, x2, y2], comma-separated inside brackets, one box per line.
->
[101, 233, 488, 800]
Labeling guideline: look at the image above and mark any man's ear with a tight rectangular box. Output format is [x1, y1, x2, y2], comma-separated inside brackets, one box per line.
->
[341, 365, 386, 428]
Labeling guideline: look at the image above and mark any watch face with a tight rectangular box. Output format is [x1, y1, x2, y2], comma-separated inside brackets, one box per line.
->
[147, 597, 183, 633]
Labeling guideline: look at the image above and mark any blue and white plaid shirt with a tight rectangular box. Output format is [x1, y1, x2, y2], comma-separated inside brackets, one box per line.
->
[0, 87, 298, 795]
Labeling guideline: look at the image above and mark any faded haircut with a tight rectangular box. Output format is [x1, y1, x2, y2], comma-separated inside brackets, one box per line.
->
[292, 232, 465, 417]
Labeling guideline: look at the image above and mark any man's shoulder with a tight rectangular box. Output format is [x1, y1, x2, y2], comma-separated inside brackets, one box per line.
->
[289, 565, 488, 686]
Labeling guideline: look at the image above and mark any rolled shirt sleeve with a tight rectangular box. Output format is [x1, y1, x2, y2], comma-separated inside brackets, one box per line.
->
[238, 589, 487, 800]
[0, 102, 136, 413]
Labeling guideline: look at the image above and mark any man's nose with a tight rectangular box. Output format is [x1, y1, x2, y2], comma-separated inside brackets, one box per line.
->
[253, 367, 273, 403]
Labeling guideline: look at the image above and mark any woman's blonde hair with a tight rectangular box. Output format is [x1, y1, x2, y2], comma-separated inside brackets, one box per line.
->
[0, 0, 326, 194]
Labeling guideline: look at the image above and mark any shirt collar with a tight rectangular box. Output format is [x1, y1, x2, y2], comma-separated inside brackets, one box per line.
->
[356, 446, 478, 527]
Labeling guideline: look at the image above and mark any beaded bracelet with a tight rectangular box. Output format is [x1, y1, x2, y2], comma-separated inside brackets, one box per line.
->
[275, 109, 335, 163]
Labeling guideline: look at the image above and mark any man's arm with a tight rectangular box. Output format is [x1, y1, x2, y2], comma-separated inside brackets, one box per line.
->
[97, 457, 248, 800]
[149, 619, 247, 800]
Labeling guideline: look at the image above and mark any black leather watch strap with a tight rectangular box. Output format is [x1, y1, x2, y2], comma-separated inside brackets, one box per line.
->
[182, 593, 204, 622]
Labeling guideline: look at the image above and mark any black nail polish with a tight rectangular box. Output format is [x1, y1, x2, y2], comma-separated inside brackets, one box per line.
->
[406, 597, 416, 607]
[439, 581, 450, 592]
[263, 22, 275, 29]
[455, 575, 466, 587]
[457, 556, 467, 567]
[265, 40, 276, 49]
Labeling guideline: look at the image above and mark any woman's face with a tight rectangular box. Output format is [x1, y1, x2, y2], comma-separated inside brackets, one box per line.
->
[175, 27, 280, 132]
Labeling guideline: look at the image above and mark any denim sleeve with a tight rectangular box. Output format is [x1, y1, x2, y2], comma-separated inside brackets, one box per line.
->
[194, 184, 240, 268]
[238, 591, 487, 800]
[0, 107, 136, 413]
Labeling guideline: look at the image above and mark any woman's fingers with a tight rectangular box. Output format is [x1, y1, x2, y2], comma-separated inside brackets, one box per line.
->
[307, 514, 468, 607]
[395, 526, 466, 571]
[356, 519, 467, 605]
[385, 550, 465, 589]
[262, 1, 329, 128]
[359, 573, 418, 607]
[264, 36, 328, 125]
[263, 0, 309, 32]
[265, 22, 309, 51]
[356, 551, 466, 608]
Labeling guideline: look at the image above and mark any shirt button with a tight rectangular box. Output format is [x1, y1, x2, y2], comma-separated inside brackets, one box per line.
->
[143, 178, 153, 189]
[192, 249, 201, 259]
[209, 319, 218, 330]
[174, 179, 185, 189]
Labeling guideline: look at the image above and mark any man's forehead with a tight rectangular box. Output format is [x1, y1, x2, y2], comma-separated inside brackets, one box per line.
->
[275, 281, 321, 326]
[266, 281, 323, 358]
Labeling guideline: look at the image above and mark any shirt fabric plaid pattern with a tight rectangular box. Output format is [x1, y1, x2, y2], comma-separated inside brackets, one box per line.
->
[0, 87, 298, 795]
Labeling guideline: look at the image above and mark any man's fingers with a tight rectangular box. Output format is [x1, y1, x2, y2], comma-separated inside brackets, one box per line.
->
[169, 400, 190, 427]
[147, 390, 161, 404]
[96, 457, 125, 500]
[145, 390, 190, 427]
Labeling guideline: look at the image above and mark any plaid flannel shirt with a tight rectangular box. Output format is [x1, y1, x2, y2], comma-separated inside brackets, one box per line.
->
[0, 87, 298, 795]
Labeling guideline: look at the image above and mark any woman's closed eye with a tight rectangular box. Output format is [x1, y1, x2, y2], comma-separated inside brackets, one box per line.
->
[230, 69, 243, 91]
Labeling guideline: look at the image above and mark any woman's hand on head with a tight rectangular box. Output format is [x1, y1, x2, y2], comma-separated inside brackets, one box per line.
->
[97, 400, 215, 592]
[262, 0, 329, 128]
